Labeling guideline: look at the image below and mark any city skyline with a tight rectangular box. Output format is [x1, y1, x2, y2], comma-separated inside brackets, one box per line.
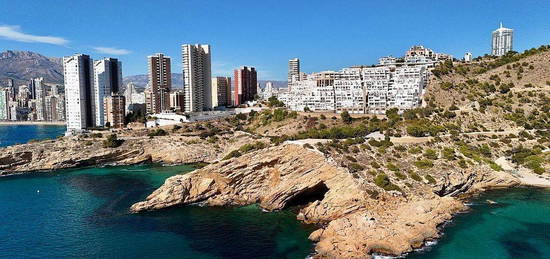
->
[1, 0, 549, 80]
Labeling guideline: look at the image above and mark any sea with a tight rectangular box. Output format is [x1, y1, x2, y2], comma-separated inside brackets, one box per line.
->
[0, 125, 549, 258]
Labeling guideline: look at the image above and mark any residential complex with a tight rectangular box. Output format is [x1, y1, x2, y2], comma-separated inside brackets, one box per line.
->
[145, 53, 172, 114]
[182, 44, 212, 112]
[233, 66, 257, 106]
[279, 46, 435, 114]
[211, 76, 231, 108]
[492, 23, 513, 56]
[169, 90, 185, 112]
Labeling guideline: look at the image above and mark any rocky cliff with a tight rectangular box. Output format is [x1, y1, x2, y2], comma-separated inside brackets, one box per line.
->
[130, 144, 519, 258]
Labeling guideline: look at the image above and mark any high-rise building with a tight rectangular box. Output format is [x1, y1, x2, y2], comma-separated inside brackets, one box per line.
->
[211, 76, 231, 108]
[492, 23, 513, 56]
[44, 95, 65, 121]
[169, 90, 185, 112]
[233, 66, 257, 106]
[63, 54, 95, 132]
[464, 52, 473, 62]
[288, 58, 300, 85]
[93, 58, 122, 126]
[104, 95, 126, 128]
[146, 53, 172, 114]
[29, 78, 46, 120]
[0, 88, 9, 120]
[182, 44, 212, 112]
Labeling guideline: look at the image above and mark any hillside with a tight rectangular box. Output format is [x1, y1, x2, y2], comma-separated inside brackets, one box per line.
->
[0, 50, 63, 85]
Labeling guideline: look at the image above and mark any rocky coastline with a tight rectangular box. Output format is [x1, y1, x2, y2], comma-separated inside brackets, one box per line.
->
[0, 132, 538, 258]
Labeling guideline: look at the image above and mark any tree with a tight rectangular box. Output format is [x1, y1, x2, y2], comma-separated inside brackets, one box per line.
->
[103, 134, 123, 148]
[340, 111, 352, 124]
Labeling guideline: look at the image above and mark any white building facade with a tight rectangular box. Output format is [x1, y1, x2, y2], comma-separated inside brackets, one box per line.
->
[182, 44, 212, 112]
[63, 54, 95, 132]
[492, 23, 513, 56]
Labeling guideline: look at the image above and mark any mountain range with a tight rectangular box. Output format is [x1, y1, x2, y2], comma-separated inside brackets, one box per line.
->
[0, 50, 287, 89]
[0, 50, 63, 86]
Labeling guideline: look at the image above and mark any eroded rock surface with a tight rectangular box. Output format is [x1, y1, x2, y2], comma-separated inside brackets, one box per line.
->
[131, 144, 519, 258]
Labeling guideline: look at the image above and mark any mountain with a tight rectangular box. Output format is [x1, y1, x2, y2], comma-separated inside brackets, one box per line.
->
[0, 50, 63, 85]
[123, 73, 287, 89]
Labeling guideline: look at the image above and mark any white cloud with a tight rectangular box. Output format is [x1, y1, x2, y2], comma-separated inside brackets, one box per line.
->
[0, 25, 69, 45]
[93, 46, 131, 55]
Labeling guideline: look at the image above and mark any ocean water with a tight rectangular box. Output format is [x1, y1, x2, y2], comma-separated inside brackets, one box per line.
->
[0, 125, 66, 147]
[0, 165, 315, 258]
[408, 188, 550, 259]
[1, 125, 549, 258]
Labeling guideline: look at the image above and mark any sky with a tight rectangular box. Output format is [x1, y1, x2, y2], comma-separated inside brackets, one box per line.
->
[1, 0, 549, 81]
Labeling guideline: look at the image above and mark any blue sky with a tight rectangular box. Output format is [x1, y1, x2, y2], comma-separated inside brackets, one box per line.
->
[1, 0, 549, 80]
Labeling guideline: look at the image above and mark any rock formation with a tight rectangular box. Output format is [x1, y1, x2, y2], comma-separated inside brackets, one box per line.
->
[131, 144, 519, 258]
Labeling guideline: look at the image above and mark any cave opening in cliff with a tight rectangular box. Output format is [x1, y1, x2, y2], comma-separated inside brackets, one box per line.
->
[284, 182, 329, 208]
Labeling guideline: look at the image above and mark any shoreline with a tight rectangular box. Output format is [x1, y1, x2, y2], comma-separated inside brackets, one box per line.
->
[0, 121, 66, 126]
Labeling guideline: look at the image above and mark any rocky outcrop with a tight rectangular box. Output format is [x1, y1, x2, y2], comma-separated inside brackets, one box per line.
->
[130, 144, 511, 258]
[0, 132, 259, 176]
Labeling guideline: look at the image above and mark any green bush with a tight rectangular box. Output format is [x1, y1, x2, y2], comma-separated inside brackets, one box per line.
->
[103, 134, 123, 148]
[409, 171, 422, 181]
[423, 149, 438, 160]
[148, 128, 168, 137]
[374, 173, 402, 192]
[223, 150, 242, 160]
[442, 147, 456, 160]
[425, 174, 436, 184]
[340, 111, 353, 124]
[386, 163, 400, 172]
[414, 159, 434, 169]
[348, 163, 365, 173]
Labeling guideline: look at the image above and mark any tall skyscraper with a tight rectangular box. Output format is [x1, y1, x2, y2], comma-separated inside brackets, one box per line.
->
[63, 54, 95, 132]
[288, 58, 300, 85]
[492, 23, 513, 56]
[233, 66, 257, 106]
[182, 44, 212, 112]
[211, 76, 231, 108]
[93, 58, 122, 126]
[0, 88, 9, 120]
[146, 53, 172, 114]
[29, 78, 46, 120]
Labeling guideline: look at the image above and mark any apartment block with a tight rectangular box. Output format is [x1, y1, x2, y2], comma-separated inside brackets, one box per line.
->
[104, 95, 126, 128]
[147, 53, 172, 114]
[63, 54, 95, 132]
[94, 58, 122, 126]
[182, 44, 212, 112]
[212, 76, 231, 108]
[233, 66, 257, 106]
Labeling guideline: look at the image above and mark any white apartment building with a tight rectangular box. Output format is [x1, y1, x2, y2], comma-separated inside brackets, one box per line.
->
[182, 44, 212, 112]
[93, 58, 122, 126]
[464, 52, 473, 62]
[492, 23, 513, 56]
[0, 88, 9, 120]
[281, 65, 427, 114]
[63, 54, 95, 132]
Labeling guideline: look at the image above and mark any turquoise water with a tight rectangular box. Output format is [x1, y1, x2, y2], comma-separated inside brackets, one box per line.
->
[408, 188, 550, 259]
[0, 165, 315, 258]
[2, 125, 549, 258]
[0, 125, 66, 147]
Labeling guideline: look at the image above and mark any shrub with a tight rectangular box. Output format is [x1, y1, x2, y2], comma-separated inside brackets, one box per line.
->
[103, 134, 123, 148]
[386, 163, 400, 172]
[148, 128, 168, 137]
[408, 146, 422, 154]
[349, 163, 365, 173]
[458, 159, 468, 168]
[370, 161, 381, 169]
[223, 150, 242, 160]
[374, 173, 402, 192]
[425, 174, 436, 184]
[394, 171, 407, 180]
[340, 111, 353, 124]
[345, 155, 357, 162]
[414, 159, 434, 169]
[409, 171, 422, 181]
[423, 149, 438, 160]
[442, 147, 456, 160]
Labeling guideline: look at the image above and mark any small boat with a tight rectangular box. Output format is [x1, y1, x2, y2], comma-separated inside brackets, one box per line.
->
[486, 199, 497, 204]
